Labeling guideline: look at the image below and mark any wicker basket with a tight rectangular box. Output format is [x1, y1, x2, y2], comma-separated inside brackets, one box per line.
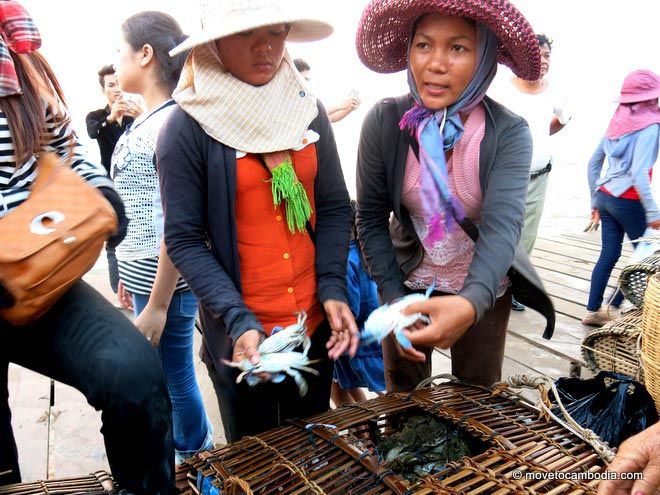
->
[178, 378, 610, 495]
[642, 273, 660, 414]
[0, 471, 115, 494]
[581, 309, 643, 380]
[619, 253, 660, 307]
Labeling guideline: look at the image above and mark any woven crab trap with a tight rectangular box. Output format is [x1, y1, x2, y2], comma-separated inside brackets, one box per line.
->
[0, 471, 115, 494]
[581, 309, 643, 380]
[642, 273, 660, 413]
[619, 253, 660, 308]
[178, 377, 612, 495]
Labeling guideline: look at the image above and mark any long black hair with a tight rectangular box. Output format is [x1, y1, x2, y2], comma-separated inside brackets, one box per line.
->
[122, 11, 189, 93]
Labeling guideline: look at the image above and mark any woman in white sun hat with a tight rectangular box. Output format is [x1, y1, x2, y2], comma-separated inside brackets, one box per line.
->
[157, 0, 358, 441]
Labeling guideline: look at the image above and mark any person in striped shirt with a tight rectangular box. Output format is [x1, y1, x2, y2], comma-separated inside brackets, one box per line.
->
[0, 2, 175, 493]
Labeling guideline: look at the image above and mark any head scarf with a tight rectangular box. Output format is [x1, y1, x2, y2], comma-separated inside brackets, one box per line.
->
[174, 41, 318, 233]
[174, 41, 317, 153]
[399, 21, 498, 245]
[605, 99, 660, 140]
[0, 0, 41, 97]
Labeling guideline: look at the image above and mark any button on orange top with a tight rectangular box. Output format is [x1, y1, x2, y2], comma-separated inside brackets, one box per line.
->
[235, 147, 323, 336]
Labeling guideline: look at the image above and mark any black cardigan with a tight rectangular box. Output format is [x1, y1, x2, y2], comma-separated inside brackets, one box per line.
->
[356, 95, 555, 339]
[156, 102, 351, 355]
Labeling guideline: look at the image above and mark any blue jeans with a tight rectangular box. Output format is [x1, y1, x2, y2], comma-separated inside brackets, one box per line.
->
[132, 290, 213, 460]
[587, 191, 647, 311]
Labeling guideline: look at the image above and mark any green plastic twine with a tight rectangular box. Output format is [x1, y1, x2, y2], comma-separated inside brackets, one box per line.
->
[270, 159, 312, 234]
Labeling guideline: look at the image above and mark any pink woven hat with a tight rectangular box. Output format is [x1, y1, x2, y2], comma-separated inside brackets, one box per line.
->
[356, 0, 541, 81]
[617, 69, 660, 104]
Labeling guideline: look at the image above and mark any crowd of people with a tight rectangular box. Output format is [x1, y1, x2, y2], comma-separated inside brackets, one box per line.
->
[0, 0, 658, 494]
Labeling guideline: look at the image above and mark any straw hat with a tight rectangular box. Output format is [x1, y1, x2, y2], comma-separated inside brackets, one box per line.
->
[617, 69, 660, 104]
[170, 0, 333, 56]
[355, 0, 541, 81]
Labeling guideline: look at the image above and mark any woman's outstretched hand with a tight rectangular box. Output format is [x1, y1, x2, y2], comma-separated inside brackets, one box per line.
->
[402, 295, 476, 349]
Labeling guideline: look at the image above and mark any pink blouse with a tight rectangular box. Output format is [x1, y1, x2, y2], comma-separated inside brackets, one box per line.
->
[401, 104, 486, 293]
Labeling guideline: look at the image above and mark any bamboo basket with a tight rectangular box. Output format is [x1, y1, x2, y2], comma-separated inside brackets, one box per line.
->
[0, 471, 115, 494]
[178, 377, 611, 495]
[641, 273, 660, 413]
[581, 309, 643, 380]
[619, 253, 660, 307]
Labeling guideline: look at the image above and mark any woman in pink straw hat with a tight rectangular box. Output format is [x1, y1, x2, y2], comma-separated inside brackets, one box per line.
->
[583, 69, 660, 327]
[355, 0, 555, 391]
[157, 0, 358, 441]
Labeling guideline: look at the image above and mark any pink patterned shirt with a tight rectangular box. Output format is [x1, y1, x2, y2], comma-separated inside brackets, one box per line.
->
[401, 104, 486, 293]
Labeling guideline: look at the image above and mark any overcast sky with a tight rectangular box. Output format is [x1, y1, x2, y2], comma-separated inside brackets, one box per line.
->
[20, 0, 660, 196]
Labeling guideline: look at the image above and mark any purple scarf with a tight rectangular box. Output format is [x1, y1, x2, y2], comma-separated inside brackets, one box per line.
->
[400, 23, 497, 246]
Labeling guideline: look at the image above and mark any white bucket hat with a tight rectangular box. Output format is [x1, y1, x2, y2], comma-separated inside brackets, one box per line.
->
[170, 0, 333, 56]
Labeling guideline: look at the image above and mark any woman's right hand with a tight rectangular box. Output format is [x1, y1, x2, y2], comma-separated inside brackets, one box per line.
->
[232, 329, 262, 365]
[117, 280, 133, 311]
[108, 99, 127, 123]
[591, 208, 601, 225]
[402, 295, 476, 350]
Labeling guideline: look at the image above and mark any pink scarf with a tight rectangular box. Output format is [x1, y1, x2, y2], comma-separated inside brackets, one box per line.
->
[605, 99, 660, 139]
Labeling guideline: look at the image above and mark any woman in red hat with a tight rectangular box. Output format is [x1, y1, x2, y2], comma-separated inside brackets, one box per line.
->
[355, 0, 554, 391]
[583, 69, 660, 327]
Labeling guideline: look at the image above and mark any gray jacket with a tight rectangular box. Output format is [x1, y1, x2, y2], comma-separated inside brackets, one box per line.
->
[356, 94, 554, 338]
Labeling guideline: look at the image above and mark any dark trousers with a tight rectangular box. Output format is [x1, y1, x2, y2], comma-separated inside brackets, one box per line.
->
[382, 290, 511, 392]
[0, 281, 175, 494]
[587, 191, 647, 311]
[204, 320, 333, 442]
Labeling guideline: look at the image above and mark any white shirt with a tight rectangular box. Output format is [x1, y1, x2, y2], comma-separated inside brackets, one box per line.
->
[112, 100, 175, 261]
[490, 79, 570, 173]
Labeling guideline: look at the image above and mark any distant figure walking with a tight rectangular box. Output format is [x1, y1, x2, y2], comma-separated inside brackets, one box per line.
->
[583, 70, 660, 327]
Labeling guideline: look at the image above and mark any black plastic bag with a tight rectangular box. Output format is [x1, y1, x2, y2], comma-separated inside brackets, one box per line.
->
[551, 371, 658, 448]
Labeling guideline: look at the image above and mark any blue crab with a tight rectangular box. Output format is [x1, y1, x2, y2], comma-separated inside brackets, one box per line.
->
[258, 311, 310, 355]
[361, 284, 434, 350]
[223, 351, 319, 396]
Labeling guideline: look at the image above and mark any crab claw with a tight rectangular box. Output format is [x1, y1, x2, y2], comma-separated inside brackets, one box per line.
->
[270, 373, 286, 384]
[244, 373, 262, 387]
[287, 369, 309, 397]
[222, 358, 250, 370]
[394, 328, 413, 350]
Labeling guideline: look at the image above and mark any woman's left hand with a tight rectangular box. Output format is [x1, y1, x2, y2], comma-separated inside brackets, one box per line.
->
[402, 295, 476, 349]
[323, 300, 359, 360]
[134, 305, 167, 347]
